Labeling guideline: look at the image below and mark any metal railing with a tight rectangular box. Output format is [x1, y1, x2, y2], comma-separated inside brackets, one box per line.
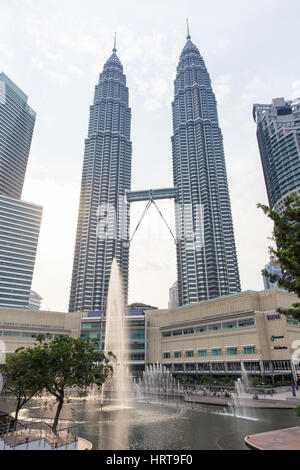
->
[0, 417, 78, 450]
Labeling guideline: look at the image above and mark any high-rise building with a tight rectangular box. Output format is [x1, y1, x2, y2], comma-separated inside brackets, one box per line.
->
[69, 41, 132, 313]
[28, 290, 43, 310]
[0, 72, 36, 199]
[171, 28, 241, 306]
[0, 196, 42, 309]
[168, 282, 179, 309]
[253, 97, 300, 214]
[262, 260, 284, 290]
[0, 73, 42, 309]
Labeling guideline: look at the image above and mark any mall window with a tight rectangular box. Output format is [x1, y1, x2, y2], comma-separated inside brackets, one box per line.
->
[81, 322, 100, 329]
[208, 324, 221, 331]
[185, 350, 194, 358]
[227, 347, 238, 356]
[21, 332, 38, 338]
[174, 351, 182, 358]
[195, 326, 207, 333]
[243, 346, 256, 355]
[172, 330, 183, 336]
[129, 353, 144, 361]
[212, 348, 222, 356]
[198, 350, 207, 357]
[183, 328, 194, 335]
[3, 331, 20, 337]
[162, 331, 171, 337]
[163, 352, 171, 359]
[223, 322, 237, 330]
[238, 319, 255, 328]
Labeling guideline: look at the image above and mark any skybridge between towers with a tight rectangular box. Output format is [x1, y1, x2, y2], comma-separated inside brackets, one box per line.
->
[126, 187, 177, 203]
[125, 187, 178, 246]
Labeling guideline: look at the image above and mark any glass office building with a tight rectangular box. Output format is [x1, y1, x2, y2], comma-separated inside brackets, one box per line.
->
[0, 72, 36, 200]
[80, 304, 154, 377]
[262, 260, 284, 290]
[253, 97, 300, 214]
[69, 43, 132, 313]
[0, 73, 42, 309]
[0, 196, 42, 309]
[172, 32, 240, 306]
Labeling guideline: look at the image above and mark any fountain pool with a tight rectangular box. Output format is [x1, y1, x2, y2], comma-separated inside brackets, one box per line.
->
[0, 394, 299, 450]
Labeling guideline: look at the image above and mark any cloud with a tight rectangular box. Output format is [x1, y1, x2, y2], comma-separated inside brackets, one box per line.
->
[214, 74, 232, 104]
[31, 56, 68, 84]
[292, 80, 300, 99]
[239, 76, 271, 110]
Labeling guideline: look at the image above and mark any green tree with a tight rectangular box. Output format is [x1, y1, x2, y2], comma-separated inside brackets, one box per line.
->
[28, 335, 114, 432]
[295, 403, 300, 418]
[178, 375, 193, 386]
[0, 348, 43, 424]
[258, 192, 300, 320]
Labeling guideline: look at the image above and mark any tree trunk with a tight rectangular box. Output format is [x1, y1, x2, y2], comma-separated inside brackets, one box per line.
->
[52, 394, 64, 433]
[14, 396, 23, 429]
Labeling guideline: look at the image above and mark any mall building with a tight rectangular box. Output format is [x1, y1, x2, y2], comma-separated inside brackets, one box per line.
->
[146, 289, 300, 384]
[0, 307, 81, 362]
[0, 290, 299, 384]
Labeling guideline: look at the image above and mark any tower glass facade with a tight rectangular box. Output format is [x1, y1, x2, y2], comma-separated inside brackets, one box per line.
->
[0, 73, 42, 309]
[69, 48, 132, 313]
[263, 260, 284, 290]
[171, 36, 240, 306]
[253, 97, 300, 214]
[0, 196, 42, 309]
[0, 72, 36, 200]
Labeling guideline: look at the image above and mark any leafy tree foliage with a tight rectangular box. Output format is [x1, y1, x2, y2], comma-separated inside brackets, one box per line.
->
[28, 335, 114, 432]
[1, 335, 114, 433]
[258, 192, 300, 320]
[0, 348, 43, 424]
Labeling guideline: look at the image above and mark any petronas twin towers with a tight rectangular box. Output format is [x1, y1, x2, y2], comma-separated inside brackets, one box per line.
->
[69, 28, 241, 313]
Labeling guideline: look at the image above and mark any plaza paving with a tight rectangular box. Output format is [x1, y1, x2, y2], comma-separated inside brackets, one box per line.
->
[245, 427, 300, 450]
[185, 390, 300, 409]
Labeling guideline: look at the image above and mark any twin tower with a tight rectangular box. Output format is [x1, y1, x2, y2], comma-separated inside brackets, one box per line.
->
[69, 31, 241, 313]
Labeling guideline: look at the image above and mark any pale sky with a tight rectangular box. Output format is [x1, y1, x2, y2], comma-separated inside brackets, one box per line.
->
[1, 0, 299, 312]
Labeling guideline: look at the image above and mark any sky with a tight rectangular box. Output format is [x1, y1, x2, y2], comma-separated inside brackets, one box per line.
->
[1, 0, 300, 312]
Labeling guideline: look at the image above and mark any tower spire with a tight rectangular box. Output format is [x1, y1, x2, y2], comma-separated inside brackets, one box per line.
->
[113, 32, 117, 53]
[186, 19, 191, 40]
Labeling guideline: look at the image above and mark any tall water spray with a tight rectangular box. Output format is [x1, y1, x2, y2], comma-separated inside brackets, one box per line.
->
[104, 258, 130, 407]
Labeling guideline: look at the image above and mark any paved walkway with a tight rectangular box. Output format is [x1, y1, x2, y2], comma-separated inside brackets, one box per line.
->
[78, 437, 93, 451]
[185, 394, 299, 409]
[249, 390, 300, 401]
[245, 427, 300, 450]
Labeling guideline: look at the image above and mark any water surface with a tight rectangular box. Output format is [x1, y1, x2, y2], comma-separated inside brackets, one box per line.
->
[0, 395, 299, 450]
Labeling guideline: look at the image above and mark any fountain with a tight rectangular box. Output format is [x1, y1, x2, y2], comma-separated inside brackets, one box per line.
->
[134, 363, 184, 402]
[103, 258, 130, 409]
[227, 364, 257, 420]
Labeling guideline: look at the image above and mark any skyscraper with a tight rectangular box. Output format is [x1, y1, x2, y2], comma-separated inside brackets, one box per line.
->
[69, 41, 132, 313]
[253, 97, 300, 214]
[0, 196, 43, 309]
[262, 258, 284, 290]
[0, 72, 36, 199]
[0, 73, 42, 309]
[171, 27, 241, 306]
